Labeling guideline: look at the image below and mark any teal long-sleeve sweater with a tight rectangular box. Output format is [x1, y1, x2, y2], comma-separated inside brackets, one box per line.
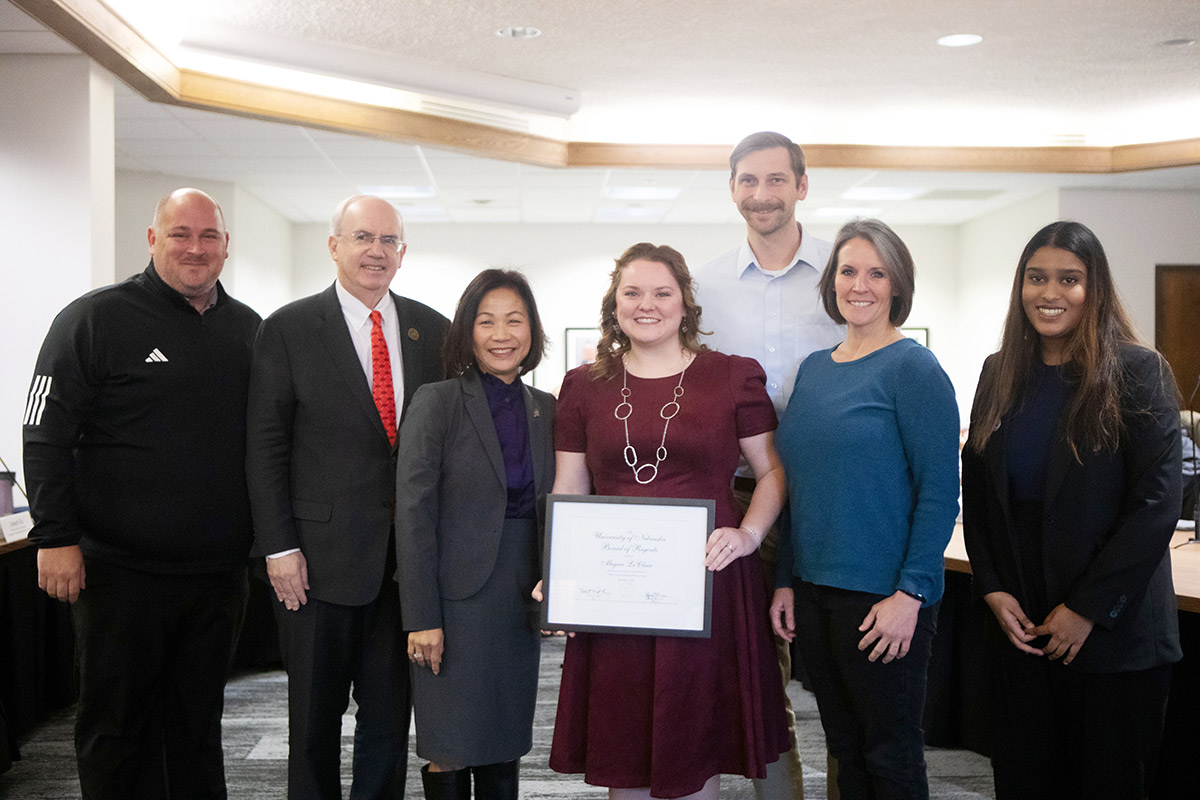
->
[776, 337, 960, 604]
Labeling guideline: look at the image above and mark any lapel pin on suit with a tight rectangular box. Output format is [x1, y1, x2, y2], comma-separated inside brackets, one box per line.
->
[533, 408, 541, 417]
[408, 328, 420, 341]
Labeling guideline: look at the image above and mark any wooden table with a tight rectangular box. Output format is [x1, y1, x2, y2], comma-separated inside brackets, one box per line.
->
[0, 537, 31, 557]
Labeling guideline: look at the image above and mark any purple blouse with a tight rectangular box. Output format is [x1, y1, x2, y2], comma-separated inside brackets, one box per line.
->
[479, 370, 536, 519]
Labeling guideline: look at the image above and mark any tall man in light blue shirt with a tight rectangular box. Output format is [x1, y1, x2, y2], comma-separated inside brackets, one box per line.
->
[693, 132, 844, 800]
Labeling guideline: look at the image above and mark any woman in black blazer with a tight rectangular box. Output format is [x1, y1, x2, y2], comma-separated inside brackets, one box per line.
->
[961, 221, 1182, 800]
[396, 269, 555, 800]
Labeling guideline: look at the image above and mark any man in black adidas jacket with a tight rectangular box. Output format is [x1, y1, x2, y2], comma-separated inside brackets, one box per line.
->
[22, 188, 261, 799]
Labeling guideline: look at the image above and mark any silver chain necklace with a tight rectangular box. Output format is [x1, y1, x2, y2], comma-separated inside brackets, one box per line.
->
[614, 354, 691, 484]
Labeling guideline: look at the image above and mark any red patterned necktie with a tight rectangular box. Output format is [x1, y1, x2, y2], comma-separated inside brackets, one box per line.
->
[369, 310, 396, 446]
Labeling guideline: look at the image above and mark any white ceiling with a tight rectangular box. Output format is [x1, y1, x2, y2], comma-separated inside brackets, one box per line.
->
[3, 0, 1199, 226]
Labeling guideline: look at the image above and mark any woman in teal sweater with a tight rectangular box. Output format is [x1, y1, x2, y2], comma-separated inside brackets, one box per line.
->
[771, 218, 959, 800]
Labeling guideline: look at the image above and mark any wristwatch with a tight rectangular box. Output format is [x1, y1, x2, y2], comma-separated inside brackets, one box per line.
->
[899, 589, 926, 604]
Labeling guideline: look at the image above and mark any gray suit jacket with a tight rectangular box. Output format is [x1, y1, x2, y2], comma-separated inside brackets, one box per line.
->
[246, 283, 448, 606]
[395, 368, 555, 631]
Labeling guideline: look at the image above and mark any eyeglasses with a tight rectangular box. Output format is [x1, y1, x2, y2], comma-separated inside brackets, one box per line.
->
[341, 231, 405, 251]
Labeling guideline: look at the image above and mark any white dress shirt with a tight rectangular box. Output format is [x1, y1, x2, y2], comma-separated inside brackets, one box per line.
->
[334, 279, 405, 423]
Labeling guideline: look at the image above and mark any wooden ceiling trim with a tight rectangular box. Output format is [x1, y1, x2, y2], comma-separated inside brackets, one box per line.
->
[12, 0, 180, 103]
[178, 71, 569, 167]
[1111, 138, 1200, 173]
[14, 0, 1200, 174]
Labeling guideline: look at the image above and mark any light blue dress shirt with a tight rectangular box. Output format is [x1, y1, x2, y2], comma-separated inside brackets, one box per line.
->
[693, 226, 844, 417]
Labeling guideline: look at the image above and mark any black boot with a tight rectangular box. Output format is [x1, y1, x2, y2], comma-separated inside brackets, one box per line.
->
[420, 764, 471, 800]
[472, 760, 519, 800]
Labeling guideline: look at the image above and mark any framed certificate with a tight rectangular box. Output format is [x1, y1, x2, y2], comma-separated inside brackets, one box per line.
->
[542, 494, 715, 637]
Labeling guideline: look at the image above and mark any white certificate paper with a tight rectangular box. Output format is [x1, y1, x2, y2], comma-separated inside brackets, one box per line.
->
[542, 494, 714, 637]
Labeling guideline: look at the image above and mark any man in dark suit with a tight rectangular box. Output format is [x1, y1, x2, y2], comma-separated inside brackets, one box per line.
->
[246, 195, 449, 799]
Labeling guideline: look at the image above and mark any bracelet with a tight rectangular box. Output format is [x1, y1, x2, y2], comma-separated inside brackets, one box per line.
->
[741, 525, 763, 546]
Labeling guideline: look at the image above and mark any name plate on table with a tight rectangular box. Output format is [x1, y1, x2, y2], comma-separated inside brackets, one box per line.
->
[542, 494, 714, 637]
[1, 510, 33, 543]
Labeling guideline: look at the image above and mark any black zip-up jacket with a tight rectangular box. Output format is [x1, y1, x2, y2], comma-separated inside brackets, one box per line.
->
[22, 262, 262, 574]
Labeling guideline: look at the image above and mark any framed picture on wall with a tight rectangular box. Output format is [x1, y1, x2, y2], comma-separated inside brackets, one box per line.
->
[901, 327, 929, 347]
[565, 327, 601, 371]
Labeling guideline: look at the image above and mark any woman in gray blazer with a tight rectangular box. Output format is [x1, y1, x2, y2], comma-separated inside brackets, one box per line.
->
[396, 269, 555, 800]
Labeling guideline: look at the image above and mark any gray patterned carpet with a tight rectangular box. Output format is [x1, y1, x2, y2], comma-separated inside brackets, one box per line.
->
[0, 636, 994, 798]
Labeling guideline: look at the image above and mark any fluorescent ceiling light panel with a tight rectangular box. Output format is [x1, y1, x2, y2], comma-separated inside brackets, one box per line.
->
[594, 205, 667, 222]
[603, 187, 682, 201]
[812, 207, 883, 219]
[842, 187, 926, 201]
[937, 33, 983, 47]
[388, 206, 449, 222]
[358, 185, 438, 199]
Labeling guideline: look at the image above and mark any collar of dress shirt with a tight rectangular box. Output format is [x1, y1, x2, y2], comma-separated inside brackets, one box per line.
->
[201, 285, 219, 311]
[736, 223, 823, 280]
[334, 279, 394, 330]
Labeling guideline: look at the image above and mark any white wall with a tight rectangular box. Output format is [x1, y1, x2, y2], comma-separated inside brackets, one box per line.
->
[226, 185, 294, 317]
[955, 190, 1064, 421]
[1, 55, 114, 497]
[1059, 188, 1200, 346]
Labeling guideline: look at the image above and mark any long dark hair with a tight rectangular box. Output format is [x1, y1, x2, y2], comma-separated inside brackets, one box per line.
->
[590, 243, 708, 380]
[967, 221, 1138, 460]
[443, 269, 547, 378]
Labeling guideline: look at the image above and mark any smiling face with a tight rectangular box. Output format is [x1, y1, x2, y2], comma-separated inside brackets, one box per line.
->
[147, 190, 228, 309]
[472, 287, 531, 383]
[1022, 245, 1088, 364]
[615, 259, 685, 352]
[329, 197, 405, 308]
[833, 237, 896, 334]
[730, 146, 808, 238]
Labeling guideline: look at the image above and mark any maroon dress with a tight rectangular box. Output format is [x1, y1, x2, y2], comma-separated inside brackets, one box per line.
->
[548, 350, 789, 798]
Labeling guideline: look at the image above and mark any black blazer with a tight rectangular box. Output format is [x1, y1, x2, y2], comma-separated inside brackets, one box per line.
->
[395, 368, 555, 632]
[961, 344, 1182, 673]
[246, 283, 448, 606]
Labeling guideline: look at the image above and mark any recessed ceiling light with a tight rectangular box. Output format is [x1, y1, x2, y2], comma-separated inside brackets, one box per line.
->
[812, 207, 883, 220]
[595, 205, 665, 223]
[1159, 38, 1196, 47]
[937, 33, 983, 47]
[604, 186, 682, 201]
[357, 185, 437, 199]
[496, 26, 542, 39]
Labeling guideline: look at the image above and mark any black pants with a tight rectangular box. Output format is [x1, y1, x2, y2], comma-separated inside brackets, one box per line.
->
[274, 587, 411, 800]
[990, 651, 1172, 800]
[792, 580, 938, 800]
[72, 560, 248, 800]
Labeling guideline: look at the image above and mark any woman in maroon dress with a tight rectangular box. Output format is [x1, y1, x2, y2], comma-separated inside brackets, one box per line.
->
[546, 243, 790, 799]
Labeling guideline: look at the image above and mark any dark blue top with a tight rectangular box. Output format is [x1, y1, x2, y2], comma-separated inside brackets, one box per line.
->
[480, 371, 536, 519]
[1004, 360, 1072, 620]
[1006, 361, 1071, 503]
